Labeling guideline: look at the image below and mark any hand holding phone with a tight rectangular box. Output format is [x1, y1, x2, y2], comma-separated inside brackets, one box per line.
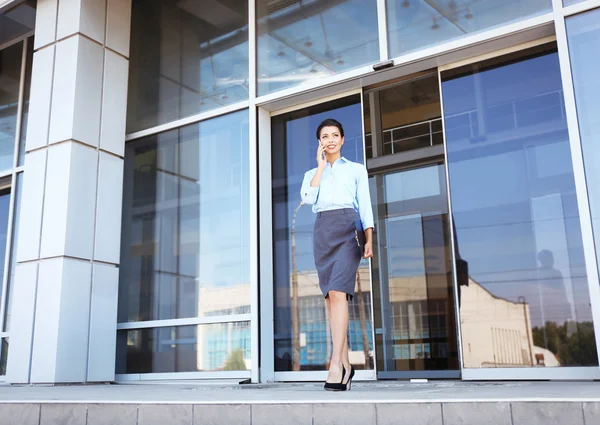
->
[316, 142, 326, 170]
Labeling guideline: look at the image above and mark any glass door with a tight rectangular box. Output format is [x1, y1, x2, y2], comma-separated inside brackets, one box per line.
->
[442, 43, 599, 380]
[364, 72, 461, 378]
[370, 164, 460, 378]
[270, 94, 375, 381]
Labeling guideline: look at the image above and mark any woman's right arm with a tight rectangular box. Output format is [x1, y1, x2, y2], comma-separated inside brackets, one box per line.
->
[301, 144, 327, 204]
[301, 169, 321, 204]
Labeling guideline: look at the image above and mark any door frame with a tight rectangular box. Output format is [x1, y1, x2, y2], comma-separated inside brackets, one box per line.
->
[258, 88, 378, 383]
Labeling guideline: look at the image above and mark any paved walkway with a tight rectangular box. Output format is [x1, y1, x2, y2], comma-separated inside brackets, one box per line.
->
[0, 380, 599, 404]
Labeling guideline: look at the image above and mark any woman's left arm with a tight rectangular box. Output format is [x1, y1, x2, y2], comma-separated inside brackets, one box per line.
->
[356, 166, 374, 258]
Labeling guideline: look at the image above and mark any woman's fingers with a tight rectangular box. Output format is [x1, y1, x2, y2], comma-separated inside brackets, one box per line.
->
[363, 244, 373, 259]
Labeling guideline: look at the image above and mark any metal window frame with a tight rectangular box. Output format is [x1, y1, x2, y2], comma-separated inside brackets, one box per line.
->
[553, 0, 600, 374]
[0, 37, 29, 374]
[360, 89, 379, 379]
[562, 0, 600, 17]
[377, 0, 389, 61]
[436, 66, 465, 381]
[116, 371, 251, 381]
[248, 0, 260, 386]
[257, 106, 274, 383]
[116, 314, 252, 331]
[0, 30, 33, 52]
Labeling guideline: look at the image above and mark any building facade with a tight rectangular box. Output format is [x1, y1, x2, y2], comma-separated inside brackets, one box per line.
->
[1, 0, 600, 384]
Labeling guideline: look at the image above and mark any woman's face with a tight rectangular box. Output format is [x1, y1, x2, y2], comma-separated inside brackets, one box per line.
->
[319, 125, 344, 155]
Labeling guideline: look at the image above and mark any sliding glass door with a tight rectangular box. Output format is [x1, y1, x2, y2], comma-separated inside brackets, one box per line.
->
[441, 43, 599, 378]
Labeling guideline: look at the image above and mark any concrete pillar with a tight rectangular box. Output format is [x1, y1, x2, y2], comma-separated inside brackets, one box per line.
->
[6, 0, 131, 384]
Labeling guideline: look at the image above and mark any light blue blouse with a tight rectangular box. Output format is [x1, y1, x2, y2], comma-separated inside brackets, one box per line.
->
[300, 157, 374, 230]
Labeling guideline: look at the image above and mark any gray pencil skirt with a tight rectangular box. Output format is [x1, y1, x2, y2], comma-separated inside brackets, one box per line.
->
[313, 208, 365, 301]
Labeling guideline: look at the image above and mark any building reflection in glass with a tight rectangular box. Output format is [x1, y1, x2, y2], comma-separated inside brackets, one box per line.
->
[117, 110, 251, 374]
[442, 44, 598, 368]
[256, 0, 379, 95]
[385, 0, 552, 59]
[127, 0, 250, 133]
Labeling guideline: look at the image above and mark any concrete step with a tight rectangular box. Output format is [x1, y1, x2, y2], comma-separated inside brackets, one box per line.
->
[0, 381, 599, 424]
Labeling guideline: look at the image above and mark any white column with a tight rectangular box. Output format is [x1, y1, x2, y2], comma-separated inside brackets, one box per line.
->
[6, 0, 131, 384]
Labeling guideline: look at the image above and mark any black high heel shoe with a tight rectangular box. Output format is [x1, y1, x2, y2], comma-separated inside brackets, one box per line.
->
[345, 365, 355, 391]
[324, 365, 346, 391]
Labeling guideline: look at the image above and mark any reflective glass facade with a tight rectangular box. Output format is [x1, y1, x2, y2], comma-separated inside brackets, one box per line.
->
[566, 8, 600, 280]
[5, 0, 600, 385]
[442, 46, 597, 368]
[386, 0, 552, 58]
[256, 0, 380, 95]
[115, 1, 600, 381]
[117, 110, 250, 374]
[127, 0, 250, 133]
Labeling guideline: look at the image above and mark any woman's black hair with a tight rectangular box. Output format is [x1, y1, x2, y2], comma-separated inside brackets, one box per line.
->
[316, 118, 344, 140]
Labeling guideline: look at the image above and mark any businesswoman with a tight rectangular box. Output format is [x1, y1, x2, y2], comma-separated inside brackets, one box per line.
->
[300, 118, 374, 391]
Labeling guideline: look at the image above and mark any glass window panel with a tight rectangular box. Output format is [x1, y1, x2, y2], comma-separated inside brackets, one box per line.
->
[257, 0, 379, 96]
[386, 0, 552, 59]
[0, 2, 36, 46]
[0, 183, 11, 320]
[365, 74, 442, 159]
[566, 8, 600, 281]
[3, 172, 22, 332]
[0, 42, 22, 172]
[115, 322, 250, 374]
[118, 110, 250, 322]
[564, 0, 584, 5]
[18, 38, 33, 167]
[0, 338, 7, 376]
[271, 95, 374, 372]
[127, 0, 249, 133]
[441, 45, 598, 368]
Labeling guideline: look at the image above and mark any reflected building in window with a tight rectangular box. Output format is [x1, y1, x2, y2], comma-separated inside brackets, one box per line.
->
[5, 0, 600, 387]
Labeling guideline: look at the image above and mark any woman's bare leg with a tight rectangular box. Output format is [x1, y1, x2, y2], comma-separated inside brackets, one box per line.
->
[327, 296, 351, 374]
[326, 290, 349, 383]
